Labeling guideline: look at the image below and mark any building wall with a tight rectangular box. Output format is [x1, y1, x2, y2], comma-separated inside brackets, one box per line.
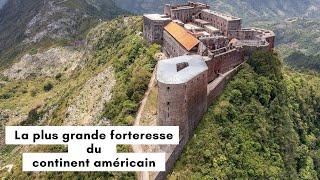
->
[198, 36, 228, 53]
[155, 63, 242, 180]
[266, 36, 275, 51]
[164, 4, 171, 16]
[163, 30, 189, 57]
[228, 20, 242, 31]
[186, 72, 208, 133]
[156, 56, 208, 180]
[228, 29, 275, 52]
[157, 68, 207, 143]
[167, 2, 209, 23]
[143, 16, 171, 44]
[157, 82, 189, 142]
[228, 29, 255, 40]
[206, 48, 244, 82]
[200, 11, 241, 36]
[207, 65, 241, 106]
[171, 8, 195, 23]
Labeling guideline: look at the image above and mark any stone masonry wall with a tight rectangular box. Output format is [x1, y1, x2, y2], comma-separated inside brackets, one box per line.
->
[207, 65, 241, 106]
[156, 69, 208, 180]
[157, 82, 188, 142]
[155, 64, 242, 180]
[143, 16, 171, 44]
[163, 30, 189, 57]
[186, 71, 208, 136]
[206, 48, 244, 82]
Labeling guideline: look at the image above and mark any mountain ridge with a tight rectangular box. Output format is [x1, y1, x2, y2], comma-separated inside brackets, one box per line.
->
[0, 0, 127, 69]
[115, 0, 320, 22]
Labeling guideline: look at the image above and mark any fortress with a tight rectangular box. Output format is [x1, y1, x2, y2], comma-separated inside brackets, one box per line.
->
[142, 1, 275, 179]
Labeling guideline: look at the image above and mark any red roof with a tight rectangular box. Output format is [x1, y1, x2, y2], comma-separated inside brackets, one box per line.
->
[164, 22, 199, 51]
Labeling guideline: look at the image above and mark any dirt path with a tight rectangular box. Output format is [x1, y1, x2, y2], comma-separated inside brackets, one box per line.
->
[132, 67, 157, 180]
[134, 67, 157, 126]
[133, 53, 166, 180]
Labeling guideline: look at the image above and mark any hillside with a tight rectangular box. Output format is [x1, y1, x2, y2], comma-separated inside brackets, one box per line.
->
[250, 18, 320, 58]
[0, 16, 160, 178]
[285, 52, 320, 72]
[170, 52, 320, 179]
[0, 0, 127, 69]
[115, 0, 320, 22]
[253, 18, 320, 74]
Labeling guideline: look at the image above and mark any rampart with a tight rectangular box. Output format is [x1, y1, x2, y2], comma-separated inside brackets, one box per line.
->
[155, 56, 243, 180]
[141, 2, 276, 179]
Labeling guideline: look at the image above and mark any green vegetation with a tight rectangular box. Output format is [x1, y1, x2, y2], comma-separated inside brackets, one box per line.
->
[170, 51, 320, 179]
[253, 18, 320, 57]
[285, 52, 320, 72]
[0, 16, 159, 179]
[86, 16, 160, 125]
[43, 82, 54, 92]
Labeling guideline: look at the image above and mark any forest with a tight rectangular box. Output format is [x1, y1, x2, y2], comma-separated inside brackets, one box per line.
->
[285, 52, 320, 72]
[170, 51, 320, 179]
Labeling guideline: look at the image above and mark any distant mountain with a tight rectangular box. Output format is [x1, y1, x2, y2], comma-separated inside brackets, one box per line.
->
[115, 0, 320, 21]
[285, 52, 320, 72]
[0, 0, 127, 68]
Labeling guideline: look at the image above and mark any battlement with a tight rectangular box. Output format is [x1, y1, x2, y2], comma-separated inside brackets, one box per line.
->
[167, 1, 210, 11]
[141, 2, 276, 180]
[201, 9, 241, 22]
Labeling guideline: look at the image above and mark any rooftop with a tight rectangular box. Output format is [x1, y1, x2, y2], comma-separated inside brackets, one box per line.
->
[171, 5, 194, 10]
[172, 19, 184, 26]
[204, 25, 220, 32]
[164, 22, 200, 51]
[184, 23, 203, 31]
[194, 19, 210, 25]
[201, 9, 241, 21]
[143, 14, 171, 21]
[157, 55, 208, 84]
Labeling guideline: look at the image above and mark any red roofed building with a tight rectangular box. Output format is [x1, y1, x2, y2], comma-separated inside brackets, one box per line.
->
[163, 22, 200, 57]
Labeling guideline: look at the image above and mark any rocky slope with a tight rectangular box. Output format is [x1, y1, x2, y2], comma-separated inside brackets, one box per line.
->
[0, 16, 158, 179]
[3, 47, 85, 80]
[64, 67, 115, 125]
[0, 0, 127, 68]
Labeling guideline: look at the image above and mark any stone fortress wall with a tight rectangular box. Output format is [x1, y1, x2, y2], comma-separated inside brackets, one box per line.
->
[162, 30, 189, 57]
[142, 2, 275, 179]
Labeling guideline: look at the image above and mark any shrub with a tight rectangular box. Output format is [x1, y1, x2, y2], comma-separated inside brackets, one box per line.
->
[55, 73, 62, 80]
[0, 93, 13, 99]
[43, 82, 54, 92]
[30, 90, 37, 97]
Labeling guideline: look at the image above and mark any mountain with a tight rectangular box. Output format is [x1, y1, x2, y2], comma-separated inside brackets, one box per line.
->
[251, 18, 320, 56]
[285, 52, 320, 72]
[0, 16, 159, 178]
[115, 0, 320, 21]
[0, 0, 127, 68]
